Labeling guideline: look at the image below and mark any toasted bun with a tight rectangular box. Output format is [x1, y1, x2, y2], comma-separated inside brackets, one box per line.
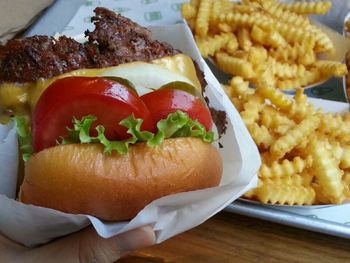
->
[20, 138, 223, 221]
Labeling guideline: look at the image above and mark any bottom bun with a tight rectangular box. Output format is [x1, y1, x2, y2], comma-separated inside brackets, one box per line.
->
[20, 137, 223, 221]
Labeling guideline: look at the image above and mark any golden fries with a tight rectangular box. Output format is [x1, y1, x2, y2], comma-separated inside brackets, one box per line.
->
[182, 1, 350, 206]
[224, 76, 350, 205]
[182, 0, 346, 90]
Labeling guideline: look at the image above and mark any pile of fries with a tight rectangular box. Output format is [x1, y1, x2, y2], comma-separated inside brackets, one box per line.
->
[182, 0, 347, 90]
[225, 76, 350, 205]
[182, 0, 350, 205]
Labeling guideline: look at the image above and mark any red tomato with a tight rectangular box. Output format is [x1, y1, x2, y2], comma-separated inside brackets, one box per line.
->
[32, 77, 154, 153]
[141, 89, 213, 131]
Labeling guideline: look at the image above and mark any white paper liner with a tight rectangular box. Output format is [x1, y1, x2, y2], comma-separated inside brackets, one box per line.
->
[0, 23, 260, 247]
[0, 122, 18, 199]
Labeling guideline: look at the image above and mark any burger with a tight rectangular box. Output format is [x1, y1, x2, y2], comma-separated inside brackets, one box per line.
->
[0, 8, 224, 221]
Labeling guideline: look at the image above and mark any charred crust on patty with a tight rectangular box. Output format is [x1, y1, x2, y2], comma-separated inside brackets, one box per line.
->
[0, 7, 177, 83]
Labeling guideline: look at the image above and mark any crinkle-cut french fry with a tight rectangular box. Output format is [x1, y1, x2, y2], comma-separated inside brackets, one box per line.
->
[299, 51, 316, 66]
[247, 46, 268, 65]
[228, 76, 254, 100]
[324, 140, 350, 170]
[294, 88, 307, 104]
[219, 12, 315, 46]
[190, 0, 200, 9]
[278, 1, 332, 15]
[269, 57, 306, 79]
[261, 0, 309, 28]
[343, 171, 350, 188]
[195, 33, 231, 58]
[259, 156, 312, 179]
[276, 78, 301, 90]
[229, 50, 249, 60]
[307, 25, 335, 54]
[240, 94, 264, 126]
[181, 3, 197, 20]
[313, 60, 348, 78]
[241, 0, 272, 6]
[195, 0, 212, 37]
[250, 25, 265, 44]
[276, 69, 321, 90]
[225, 36, 239, 55]
[270, 42, 315, 65]
[289, 98, 316, 122]
[261, 105, 295, 132]
[255, 179, 316, 205]
[231, 97, 244, 112]
[217, 23, 235, 33]
[300, 169, 315, 186]
[216, 52, 255, 79]
[237, 28, 253, 51]
[247, 123, 275, 149]
[255, 83, 292, 112]
[251, 25, 287, 48]
[299, 69, 322, 86]
[186, 18, 196, 30]
[211, 0, 229, 24]
[243, 188, 257, 198]
[260, 151, 274, 166]
[270, 114, 320, 160]
[319, 113, 350, 143]
[310, 139, 346, 204]
[232, 2, 258, 14]
[342, 112, 350, 123]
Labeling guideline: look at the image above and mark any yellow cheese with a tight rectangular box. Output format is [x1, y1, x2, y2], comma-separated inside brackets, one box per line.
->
[0, 54, 202, 122]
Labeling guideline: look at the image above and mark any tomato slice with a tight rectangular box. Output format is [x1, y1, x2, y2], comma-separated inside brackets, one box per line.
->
[32, 77, 154, 153]
[141, 89, 213, 131]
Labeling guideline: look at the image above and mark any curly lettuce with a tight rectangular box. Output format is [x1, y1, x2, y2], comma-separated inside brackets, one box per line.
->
[61, 110, 215, 155]
[14, 110, 215, 160]
[12, 116, 33, 161]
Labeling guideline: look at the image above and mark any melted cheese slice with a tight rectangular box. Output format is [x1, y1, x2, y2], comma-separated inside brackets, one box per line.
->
[0, 54, 201, 123]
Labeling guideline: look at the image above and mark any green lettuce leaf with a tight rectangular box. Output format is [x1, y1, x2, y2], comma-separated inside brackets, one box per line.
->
[14, 110, 215, 160]
[12, 116, 33, 161]
[61, 110, 215, 155]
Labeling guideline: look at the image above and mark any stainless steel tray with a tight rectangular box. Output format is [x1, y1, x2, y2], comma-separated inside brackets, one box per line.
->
[225, 201, 350, 239]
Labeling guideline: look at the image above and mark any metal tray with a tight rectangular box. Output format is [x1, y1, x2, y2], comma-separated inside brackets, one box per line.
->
[225, 201, 350, 239]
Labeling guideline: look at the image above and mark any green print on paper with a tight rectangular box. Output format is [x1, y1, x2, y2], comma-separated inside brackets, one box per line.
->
[144, 11, 162, 21]
[113, 7, 131, 13]
[304, 214, 318, 219]
[310, 87, 334, 96]
[141, 0, 158, 4]
[171, 3, 182, 11]
[84, 16, 92, 23]
[63, 26, 75, 31]
[84, 0, 101, 7]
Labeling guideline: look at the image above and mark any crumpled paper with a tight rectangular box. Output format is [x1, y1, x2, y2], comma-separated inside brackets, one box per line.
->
[0, 23, 260, 247]
[0, 0, 53, 44]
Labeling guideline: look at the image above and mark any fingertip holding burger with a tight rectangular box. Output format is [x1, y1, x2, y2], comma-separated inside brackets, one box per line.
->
[2, 8, 225, 221]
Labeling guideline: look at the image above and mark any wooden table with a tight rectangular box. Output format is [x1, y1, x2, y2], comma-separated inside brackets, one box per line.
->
[120, 211, 350, 263]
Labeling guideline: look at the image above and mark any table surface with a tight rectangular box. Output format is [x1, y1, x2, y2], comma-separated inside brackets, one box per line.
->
[120, 211, 350, 263]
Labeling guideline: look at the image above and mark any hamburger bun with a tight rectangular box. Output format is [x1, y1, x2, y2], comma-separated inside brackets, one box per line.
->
[20, 137, 222, 221]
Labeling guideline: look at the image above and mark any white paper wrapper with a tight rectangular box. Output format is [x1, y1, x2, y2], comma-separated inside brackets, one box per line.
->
[0, 23, 260, 247]
[0, 122, 18, 199]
